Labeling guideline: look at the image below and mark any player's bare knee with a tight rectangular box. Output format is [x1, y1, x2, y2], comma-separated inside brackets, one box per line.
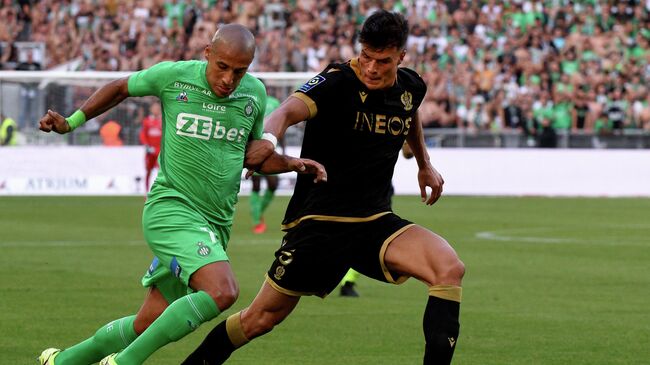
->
[451, 258, 465, 282]
[436, 257, 465, 285]
[204, 285, 239, 311]
[242, 306, 284, 337]
[252, 311, 282, 336]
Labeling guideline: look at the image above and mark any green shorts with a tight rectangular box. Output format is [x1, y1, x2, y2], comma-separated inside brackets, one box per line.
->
[141, 196, 231, 303]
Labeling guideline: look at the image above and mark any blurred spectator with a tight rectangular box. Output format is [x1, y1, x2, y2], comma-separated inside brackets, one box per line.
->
[0, 112, 18, 146]
[139, 101, 162, 190]
[15, 49, 41, 129]
[99, 119, 123, 146]
[0, 0, 649, 139]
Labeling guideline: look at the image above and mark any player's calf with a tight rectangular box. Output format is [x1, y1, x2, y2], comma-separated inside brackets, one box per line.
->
[423, 260, 464, 365]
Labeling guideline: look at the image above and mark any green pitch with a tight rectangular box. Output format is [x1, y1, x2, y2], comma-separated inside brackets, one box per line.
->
[1, 196, 649, 364]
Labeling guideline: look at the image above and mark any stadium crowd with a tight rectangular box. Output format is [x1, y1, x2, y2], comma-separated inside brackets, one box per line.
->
[2, 0, 650, 140]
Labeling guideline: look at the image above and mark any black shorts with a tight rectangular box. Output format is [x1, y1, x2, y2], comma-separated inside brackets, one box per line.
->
[266, 213, 414, 297]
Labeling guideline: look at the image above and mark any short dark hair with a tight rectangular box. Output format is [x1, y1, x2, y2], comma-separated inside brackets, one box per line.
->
[359, 10, 409, 50]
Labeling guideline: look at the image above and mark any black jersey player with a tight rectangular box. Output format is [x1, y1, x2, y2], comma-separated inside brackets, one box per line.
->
[183, 10, 465, 365]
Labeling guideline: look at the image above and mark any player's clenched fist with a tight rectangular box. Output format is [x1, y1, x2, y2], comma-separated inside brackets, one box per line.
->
[39, 109, 71, 134]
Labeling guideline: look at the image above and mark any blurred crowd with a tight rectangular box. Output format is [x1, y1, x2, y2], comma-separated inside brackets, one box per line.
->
[2, 0, 650, 139]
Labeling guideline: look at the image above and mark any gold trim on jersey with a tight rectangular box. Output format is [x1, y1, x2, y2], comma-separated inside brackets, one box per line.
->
[349, 58, 363, 80]
[265, 273, 324, 297]
[281, 211, 392, 231]
[379, 224, 415, 284]
[290, 92, 317, 119]
[225, 312, 250, 348]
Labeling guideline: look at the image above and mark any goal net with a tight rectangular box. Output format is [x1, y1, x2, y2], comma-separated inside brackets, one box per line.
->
[0, 70, 313, 146]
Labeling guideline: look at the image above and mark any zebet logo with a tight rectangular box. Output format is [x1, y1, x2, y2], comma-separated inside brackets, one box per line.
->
[176, 113, 246, 142]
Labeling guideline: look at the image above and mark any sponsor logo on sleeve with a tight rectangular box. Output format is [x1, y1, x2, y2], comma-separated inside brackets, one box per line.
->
[176, 91, 189, 102]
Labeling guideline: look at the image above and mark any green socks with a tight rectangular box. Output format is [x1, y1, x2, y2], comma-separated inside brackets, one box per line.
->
[260, 189, 275, 213]
[55, 315, 137, 365]
[251, 190, 275, 225]
[115, 291, 220, 364]
[250, 191, 261, 225]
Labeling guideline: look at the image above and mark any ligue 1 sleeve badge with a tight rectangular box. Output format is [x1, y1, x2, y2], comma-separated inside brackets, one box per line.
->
[299, 75, 326, 92]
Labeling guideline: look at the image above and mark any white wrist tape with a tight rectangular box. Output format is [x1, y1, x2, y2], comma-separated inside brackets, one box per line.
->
[262, 132, 278, 149]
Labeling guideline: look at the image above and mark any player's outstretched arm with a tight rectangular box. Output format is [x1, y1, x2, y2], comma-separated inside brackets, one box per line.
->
[244, 151, 327, 183]
[405, 114, 444, 205]
[264, 96, 311, 139]
[39, 78, 130, 134]
[245, 96, 312, 167]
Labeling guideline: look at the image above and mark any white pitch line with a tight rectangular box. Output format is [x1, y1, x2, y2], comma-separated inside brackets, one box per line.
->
[474, 226, 649, 246]
[475, 230, 577, 244]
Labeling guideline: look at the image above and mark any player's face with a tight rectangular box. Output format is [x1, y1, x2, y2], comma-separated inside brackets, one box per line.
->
[358, 45, 405, 90]
[204, 45, 253, 97]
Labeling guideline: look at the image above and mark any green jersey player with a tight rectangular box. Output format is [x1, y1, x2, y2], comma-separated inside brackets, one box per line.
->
[37, 24, 326, 365]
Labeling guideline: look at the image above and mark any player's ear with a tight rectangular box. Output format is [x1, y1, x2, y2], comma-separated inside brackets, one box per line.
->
[398, 50, 406, 65]
[203, 45, 211, 61]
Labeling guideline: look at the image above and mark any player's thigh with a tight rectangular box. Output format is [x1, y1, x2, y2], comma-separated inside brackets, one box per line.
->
[142, 198, 231, 288]
[251, 175, 262, 191]
[347, 213, 415, 284]
[267, 220, 353, 297]
[265, 175, 279, 191]
[384, 224, 464, 286]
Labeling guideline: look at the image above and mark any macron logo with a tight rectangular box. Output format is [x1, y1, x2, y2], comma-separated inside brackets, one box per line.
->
[176, 113, 246, 142]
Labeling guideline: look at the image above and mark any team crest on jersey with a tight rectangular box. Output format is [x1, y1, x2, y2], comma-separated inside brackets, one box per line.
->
[176, 91, 189, 102]
[196, 242, 211, 256]
[298, 75, 326, 92]
[245, 98, 254, 117]
[401, 91, 413, 111]
[274, 266, 286, 280]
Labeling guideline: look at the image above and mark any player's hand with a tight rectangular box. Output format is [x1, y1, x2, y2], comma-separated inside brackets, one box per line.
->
[418, 164, 444, 205]
[39, 109, 71, 134]
[145, 145, 156, 154]
[245, 139, 275, 169]
[244, 158, 327, 183]
[288, 158, 327, 183]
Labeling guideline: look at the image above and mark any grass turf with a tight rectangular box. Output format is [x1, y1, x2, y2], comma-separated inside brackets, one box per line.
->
[1, 195, 649, 364]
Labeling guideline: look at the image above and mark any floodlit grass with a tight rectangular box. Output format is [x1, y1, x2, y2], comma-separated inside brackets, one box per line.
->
[1, 196, 649, 364]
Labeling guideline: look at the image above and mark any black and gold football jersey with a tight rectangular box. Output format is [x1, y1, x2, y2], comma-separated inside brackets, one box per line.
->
[282, 58, 427, 230]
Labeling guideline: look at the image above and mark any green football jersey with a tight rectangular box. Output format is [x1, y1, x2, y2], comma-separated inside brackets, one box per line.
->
[128, 60, 267, 226]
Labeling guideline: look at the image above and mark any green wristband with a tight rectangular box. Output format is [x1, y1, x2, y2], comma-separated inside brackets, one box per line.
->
[65, 110, 87, 130]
